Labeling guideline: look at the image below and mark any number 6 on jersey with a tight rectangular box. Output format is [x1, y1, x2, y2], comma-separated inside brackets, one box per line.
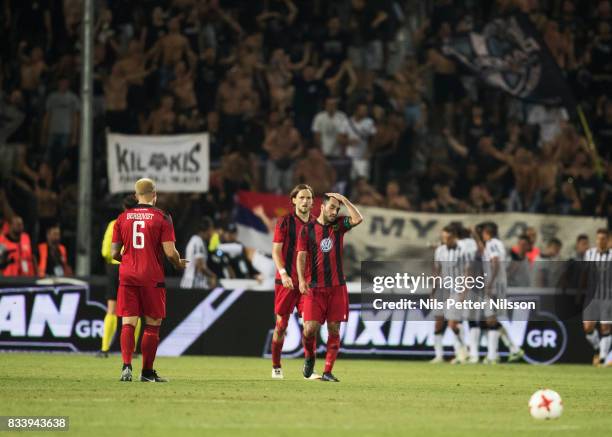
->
[133, 221, 145, 248]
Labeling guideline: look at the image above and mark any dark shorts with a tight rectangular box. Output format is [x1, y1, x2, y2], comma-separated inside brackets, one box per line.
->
[274, 282, 303, 316]
[302, 285, 348, 324]
[117, 284, 166, 319]
[105, 264, 119, 301]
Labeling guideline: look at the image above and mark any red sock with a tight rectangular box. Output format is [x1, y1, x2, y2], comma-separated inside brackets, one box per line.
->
[271, 339, 283, 368]
[141, 325, 160, 371]
[324, 333, 340, 373]
[120, 324, 135, 365]
[302, 333, 316, 358]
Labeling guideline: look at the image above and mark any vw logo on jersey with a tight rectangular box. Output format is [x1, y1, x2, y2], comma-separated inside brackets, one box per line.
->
[320, 237, 333, 253]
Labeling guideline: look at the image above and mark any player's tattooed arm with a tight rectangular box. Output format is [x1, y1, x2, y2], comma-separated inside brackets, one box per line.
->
[326, 193, 363, 227]
[111, 242, 123, 263]
[297, 251, 309, 295]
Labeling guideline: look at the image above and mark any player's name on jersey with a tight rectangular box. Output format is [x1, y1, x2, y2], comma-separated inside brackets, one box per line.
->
[372, 298, 536, 311]
[126, 212, 155, 220]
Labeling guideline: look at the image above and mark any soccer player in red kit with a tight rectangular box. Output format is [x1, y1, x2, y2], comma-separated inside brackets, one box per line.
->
[297, 193, 363, 382]
[270, 184, 317, 379]
[111, 178, 187, 382]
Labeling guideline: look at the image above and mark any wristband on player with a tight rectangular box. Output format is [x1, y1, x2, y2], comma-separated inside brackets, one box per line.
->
[279, 268, 287, 275]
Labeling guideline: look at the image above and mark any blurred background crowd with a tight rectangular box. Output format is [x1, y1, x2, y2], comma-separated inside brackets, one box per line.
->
[0, 0, 610, 277]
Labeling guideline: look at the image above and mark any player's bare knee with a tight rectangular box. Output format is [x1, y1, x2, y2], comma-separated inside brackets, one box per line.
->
[122, 316, 139, 326]
[303, 321, 318, 338]
[328, 322, 340, 336]
[274, 314, 289, 339]
[145, 316, 162, 326]
[601, 324, 611, 335]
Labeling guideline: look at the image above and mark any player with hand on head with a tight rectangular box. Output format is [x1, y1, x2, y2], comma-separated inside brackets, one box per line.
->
[270, 184, 317, 379]
[297, 192, 363, 382]
[111, 178, 188, 382]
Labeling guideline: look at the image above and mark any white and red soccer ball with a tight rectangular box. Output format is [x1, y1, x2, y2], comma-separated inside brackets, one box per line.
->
[529, 389, 563, 420]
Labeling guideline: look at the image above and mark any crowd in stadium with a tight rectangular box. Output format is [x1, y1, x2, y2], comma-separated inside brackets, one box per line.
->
[0, 0, 611, 276]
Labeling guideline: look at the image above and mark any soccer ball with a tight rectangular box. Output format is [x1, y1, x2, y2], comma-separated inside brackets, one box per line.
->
[528, 389, 563, 420]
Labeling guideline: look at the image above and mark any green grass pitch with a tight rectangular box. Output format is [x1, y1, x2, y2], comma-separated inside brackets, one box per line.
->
[1, 353, 611, 436]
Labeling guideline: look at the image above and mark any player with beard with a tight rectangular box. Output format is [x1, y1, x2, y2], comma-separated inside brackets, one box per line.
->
[297, 193, 363, 382]
[270, 184, 317, 379]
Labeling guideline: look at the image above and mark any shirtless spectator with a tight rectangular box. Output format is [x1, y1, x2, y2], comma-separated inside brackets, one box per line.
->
[171, 61, 197, 110]
[262, 116, 303, 193]
[293, 147, 337, 194]
[384, 179, 411, 210]
[266, 49, 296, 113]
[104, 61, 151, 133]
[18, 43, 47, 95]
[216, 67, 258, 145]
[142, 94, 176, 134]
[114, 39, 149, 122]
[148, 16, 196, 86]
[479, 140, 542, 212]
[422, 183, 466, 213]
[467, 184, 496, 213]
[352, 176, 384, 206]
[177, 107, 205, 133]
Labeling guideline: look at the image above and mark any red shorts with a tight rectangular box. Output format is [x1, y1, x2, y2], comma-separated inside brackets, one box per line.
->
[302, 285, 348, 324]
[117, 284, 166, 319]
[274, 283, 303, 316]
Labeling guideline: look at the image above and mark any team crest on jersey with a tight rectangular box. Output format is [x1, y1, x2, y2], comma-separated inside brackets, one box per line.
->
[320, 237, 333, 253]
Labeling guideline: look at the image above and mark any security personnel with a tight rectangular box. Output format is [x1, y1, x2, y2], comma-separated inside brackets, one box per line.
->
[37, 224, 72, 277]
[0, 216, 35, 277]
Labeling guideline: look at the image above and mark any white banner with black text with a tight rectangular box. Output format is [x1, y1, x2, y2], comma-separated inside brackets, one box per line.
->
[106, 132, 209, 193]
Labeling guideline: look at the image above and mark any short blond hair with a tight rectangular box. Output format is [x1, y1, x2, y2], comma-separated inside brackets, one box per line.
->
[135, 178, 156, 198]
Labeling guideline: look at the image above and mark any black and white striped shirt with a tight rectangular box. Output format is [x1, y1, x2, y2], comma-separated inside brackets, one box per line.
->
[483, 238, 508, 286]
[584, 247, 612, 300]
[434, 244, 470, 281]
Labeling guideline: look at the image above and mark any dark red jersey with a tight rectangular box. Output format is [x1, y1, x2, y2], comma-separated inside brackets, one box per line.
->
[273, 212, 316, 284]
[297, 215, 352, 288]
[112, 204, 175, 287]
